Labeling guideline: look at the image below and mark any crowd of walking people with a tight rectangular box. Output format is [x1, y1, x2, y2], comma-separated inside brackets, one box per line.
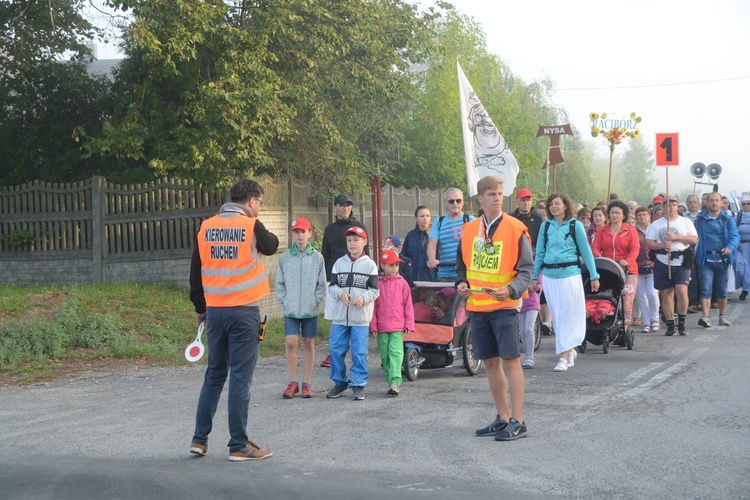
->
[188, 176, 748, 457]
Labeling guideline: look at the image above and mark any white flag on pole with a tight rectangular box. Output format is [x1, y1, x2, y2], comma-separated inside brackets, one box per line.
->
[457, 61, 519, 197]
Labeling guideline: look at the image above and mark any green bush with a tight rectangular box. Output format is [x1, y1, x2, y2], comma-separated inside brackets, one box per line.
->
[0, 283, 333, 376]
[1, 229, 35, 246]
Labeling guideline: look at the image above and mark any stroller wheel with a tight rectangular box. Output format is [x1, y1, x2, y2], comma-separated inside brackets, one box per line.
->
[404, 348, 420, 381]
[533, 317, 542, 352]
[625, 328, 634, 350]
[462, 327, 482, 376]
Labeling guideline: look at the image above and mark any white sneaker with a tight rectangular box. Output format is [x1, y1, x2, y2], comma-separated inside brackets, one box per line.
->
[567, 349, 577, 368]
[650, 322, 660, 332]
[719, 315, 731, 326]
[642, 325, 651, 333]
[553, 358, 569, 372]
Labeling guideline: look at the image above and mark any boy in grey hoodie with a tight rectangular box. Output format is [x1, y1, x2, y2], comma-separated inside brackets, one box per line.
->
[276, 218, 327, 399]
[326, 226, 380, 400]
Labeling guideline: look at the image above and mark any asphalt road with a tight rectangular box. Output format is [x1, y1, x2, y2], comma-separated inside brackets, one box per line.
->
[1, 295, 749, 499]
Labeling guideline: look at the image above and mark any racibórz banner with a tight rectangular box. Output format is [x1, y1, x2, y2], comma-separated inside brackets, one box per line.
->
[457, 61, 519, 197]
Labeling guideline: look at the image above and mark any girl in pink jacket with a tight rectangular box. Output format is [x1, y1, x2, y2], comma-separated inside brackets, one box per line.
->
[370, 250, 415, 396]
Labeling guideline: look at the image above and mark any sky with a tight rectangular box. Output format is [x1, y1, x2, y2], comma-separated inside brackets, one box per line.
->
[435, 0, 750, 199]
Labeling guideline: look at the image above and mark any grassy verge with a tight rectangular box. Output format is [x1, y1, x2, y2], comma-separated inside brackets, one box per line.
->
[0, 284, 330, 381]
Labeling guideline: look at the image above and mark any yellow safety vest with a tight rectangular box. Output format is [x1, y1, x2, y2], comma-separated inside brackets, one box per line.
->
[460, 216, 528, 312]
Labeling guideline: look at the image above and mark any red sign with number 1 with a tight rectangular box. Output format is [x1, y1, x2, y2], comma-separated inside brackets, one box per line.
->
[655, 133, 679, 166]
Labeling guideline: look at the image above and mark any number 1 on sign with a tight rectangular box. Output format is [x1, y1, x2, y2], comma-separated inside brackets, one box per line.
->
[659, 137, 672, 162]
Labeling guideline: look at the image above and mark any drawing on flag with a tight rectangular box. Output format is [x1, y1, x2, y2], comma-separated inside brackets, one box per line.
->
[457, 61, 519, 197]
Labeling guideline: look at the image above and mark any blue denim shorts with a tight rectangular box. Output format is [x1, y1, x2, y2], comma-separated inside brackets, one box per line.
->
[284, 316, 319, 338]
[469, 309, 520, 360]
[698, 260, 729, 299]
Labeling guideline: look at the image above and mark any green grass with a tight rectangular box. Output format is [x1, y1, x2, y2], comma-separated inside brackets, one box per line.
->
[0, 284, 330, 379]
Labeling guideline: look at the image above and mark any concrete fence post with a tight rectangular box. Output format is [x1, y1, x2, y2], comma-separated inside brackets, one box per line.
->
[91, 175, 105, 282]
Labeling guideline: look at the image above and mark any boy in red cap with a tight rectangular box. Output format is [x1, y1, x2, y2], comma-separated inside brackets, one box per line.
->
[276, 218, 327, 399]
[326, 226, 380, 400]
[370, 249, 414, 396]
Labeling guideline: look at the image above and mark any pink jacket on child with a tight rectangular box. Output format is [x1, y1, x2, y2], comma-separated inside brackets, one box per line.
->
[370, 274, 415, 333]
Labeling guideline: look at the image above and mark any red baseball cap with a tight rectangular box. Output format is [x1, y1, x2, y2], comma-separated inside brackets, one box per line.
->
[652, 195, 664, 205]
[380, 249, 403, 265]
[290, 218, 312, 231]
[516, 188, 533, 199]
[343, 226, 367, 239]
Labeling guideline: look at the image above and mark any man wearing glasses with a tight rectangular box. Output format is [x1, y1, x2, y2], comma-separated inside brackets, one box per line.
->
[189, 178, 279, 461]
[427, 187, 475, 281]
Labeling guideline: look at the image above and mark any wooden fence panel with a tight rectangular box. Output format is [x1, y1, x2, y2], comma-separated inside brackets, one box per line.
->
[0, 179, 94, 253]
[2, 175, 439, 284]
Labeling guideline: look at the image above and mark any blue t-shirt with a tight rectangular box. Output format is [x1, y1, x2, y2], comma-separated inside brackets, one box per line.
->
[429, 214, 475, 279]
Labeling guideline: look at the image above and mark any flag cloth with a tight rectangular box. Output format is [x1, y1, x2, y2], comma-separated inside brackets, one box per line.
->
[457, 61, 519, 197]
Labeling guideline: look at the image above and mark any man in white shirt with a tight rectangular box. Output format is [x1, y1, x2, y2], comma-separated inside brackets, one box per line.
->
[645, 196, 698, 336]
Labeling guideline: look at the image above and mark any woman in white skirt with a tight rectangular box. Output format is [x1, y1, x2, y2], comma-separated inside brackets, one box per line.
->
[530, 193, 600, 372]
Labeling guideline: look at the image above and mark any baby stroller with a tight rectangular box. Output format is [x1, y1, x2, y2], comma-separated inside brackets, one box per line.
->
[579, 257, 634, 353]
[402, 282, 482, 381]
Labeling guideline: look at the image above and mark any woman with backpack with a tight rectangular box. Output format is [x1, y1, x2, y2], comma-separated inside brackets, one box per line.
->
[530, 193, 600, 373]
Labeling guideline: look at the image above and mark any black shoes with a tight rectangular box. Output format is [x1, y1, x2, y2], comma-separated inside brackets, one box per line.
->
[495, 418, 528, 441]
[665, 323, 676, 336]
[476, 415, 508, 437]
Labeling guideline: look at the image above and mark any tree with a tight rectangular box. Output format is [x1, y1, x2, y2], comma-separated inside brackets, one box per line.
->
[553, 129, 596, 204]
[389, 4, 563, 198]
[83, 0, 436, 191]
[612, 137, 657, 205]
[0, 59, 120, 185]
[0, 0, 121, 186]
[1, 0, 97, 71]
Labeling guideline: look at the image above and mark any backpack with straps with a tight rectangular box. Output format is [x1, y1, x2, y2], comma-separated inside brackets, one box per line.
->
[541, 219, 581, 269]
[435, 214, 470, 264]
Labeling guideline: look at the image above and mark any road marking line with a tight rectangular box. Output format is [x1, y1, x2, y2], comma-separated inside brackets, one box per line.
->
[693, 335, 719, 342]
[616, 362, 665, 386]
[613, 348, 709, 400]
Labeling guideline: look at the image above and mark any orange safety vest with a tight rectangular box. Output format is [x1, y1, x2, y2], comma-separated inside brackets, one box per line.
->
[197, 213, 270, 307]
[460, 215, 529, 312]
